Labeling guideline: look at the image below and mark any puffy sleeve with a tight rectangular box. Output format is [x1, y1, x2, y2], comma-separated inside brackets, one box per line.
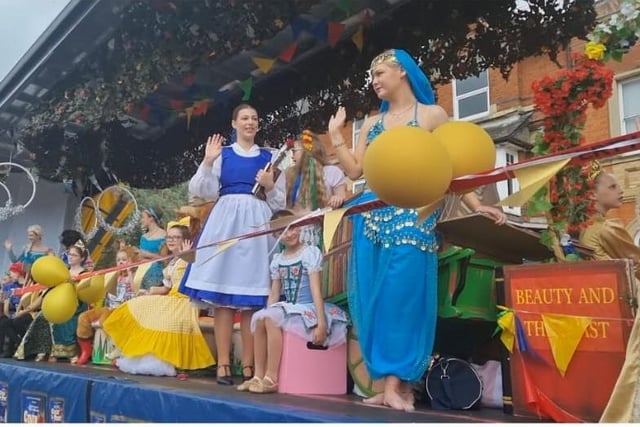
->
[324, 165, 346, 194]
[188, 157, 222, 201]
[265, 150, 286, 212]
[598, 220, 640, 278]
[270, 254, 281, 280]
[171, 259, 188, 287]
[302, 245, 323, 273]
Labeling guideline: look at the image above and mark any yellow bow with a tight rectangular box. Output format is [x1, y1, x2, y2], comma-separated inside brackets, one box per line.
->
[167, 216, 190, 231]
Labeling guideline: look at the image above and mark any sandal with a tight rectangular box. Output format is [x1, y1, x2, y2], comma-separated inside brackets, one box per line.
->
[34, 353, 46, 362]
[242, 366, 254, 382]
[250, 375, 278, 394]
[216, 365, 234, 386]
[237, 376, 261, 392]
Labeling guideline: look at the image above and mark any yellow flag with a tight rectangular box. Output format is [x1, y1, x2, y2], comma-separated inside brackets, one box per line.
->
[252, 56, 276, 74]
[542, 313, 592, 377]
[199, 239, 240, 266]
[352, 26, 363, 51]
[497, 159, 570, 207]
[497, 310, 516, 353]
[185, 107, 193, 130]
[323, 208, 348, 253]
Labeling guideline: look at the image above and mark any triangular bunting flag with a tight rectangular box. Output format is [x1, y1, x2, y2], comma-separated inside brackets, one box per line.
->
[252, 56, 276, 74]
[199, 239, 241, 266]
[541, 313, 592, 377]
[496, 309, 516, 353]
[192, 99, 209, 117]
[311, 18, 328, 41]
[239, 77, 253, 101]
[352, 26, 364, 52]
[169, 99, 184, 110]
[291, 17, 311, 39]
[362, 9, 372, 28]
[139, 104, 150, 121]
[498, 159, 570, 207]
[335, 0, 351, 16]
[185, 107, 193, 130]
[279, 42, 297, 63]
[328, 22, 345, 47]
[323, 208, 347, 253]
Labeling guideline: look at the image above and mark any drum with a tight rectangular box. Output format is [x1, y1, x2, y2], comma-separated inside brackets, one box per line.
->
[92, 328, 116, 365]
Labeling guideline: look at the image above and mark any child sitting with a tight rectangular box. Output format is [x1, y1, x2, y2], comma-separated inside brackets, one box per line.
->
[238, 210, 348, 393]
[74, 249, 136, 365]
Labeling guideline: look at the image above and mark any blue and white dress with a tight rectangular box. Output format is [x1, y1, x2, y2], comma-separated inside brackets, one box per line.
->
[347, 106, 440, 383]
[251, 245, 348, 347]
[179, 143, 286, 309]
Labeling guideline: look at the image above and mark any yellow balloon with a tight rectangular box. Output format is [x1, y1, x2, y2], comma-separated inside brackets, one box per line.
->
[363, 126, 453, 208]
[433, 121, 496, 178]
[76, 275, 107, 305]
[30, 255, 71, 287]
[42, 282, 78, 324]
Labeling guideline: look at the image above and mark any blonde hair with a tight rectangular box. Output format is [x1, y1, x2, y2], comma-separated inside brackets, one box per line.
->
[26, 224, 43, 252]
[370, 49, 400, 71]
[286, 131, 328, 209]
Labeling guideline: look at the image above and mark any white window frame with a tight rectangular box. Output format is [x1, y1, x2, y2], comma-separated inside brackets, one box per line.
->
[619, 76, 640, 134]
[351, 116, 367, 193]
[453, 70, 490, 121]
[495, 145, 521, 216]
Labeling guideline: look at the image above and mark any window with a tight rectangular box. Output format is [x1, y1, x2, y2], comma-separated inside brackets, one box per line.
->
[351, 117, 366, 192]
[453, 70, 490, 120]
[620, 77, 640, 133]
[495, 146, 521, 216]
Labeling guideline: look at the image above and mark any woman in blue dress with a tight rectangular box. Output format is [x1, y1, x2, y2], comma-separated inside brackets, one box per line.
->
[328, 49, 506, 411]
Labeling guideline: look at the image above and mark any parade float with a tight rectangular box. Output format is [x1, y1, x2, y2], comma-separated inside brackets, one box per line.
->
[1, 0, 640, 423]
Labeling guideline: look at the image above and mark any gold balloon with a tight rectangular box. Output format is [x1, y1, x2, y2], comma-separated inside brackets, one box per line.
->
[76, 275, 107, 305]
[42, 283, 78, 324]
[30, 255, 71, 287]
[433, 121, 496, 179]
[363, 126, 453, 208]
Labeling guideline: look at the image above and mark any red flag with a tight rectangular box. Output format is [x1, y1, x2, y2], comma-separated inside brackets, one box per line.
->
[169, 99, 184, 110]
[279, 42, 297, 63]
[328, 22, 345, 47]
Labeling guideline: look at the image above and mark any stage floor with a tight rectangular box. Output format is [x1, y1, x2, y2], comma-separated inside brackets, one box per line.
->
[0, 359, 539, 423]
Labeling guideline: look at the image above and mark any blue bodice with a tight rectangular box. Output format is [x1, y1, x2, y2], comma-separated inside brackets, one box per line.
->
[362, 114, 439, 252]
[219, 147, 272, 196]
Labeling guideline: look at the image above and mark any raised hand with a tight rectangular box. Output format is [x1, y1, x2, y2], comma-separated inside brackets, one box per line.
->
[203, 134, 224, 166]
[3, 240, 12, 251]
[328, 107, 347, 140]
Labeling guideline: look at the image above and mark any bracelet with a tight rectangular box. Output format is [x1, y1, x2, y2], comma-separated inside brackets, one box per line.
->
[333, 142, 346, 149]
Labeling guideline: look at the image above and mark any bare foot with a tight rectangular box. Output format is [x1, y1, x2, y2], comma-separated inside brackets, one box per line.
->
[363, 393, 385, 406]
[384, 388, 415, 412]
[400, 382, 415, 406]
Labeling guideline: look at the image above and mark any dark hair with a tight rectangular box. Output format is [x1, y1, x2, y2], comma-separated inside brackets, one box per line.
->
[68, 245, 88, 263]
[168, 225, 191, 240]
[232, 103, 257, 120]
[271, 209, 296, 221]
[60, 230, 84, 248]
[145, 207, 164, 226]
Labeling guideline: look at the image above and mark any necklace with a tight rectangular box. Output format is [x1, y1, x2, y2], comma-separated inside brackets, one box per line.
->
[386, 102, 415, 118]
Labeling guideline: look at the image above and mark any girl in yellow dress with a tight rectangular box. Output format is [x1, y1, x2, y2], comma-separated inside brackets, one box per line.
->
[103, 221, 215, 376]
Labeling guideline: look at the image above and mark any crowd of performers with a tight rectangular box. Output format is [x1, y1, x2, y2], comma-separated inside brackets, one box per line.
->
[0, 48, 638, 418]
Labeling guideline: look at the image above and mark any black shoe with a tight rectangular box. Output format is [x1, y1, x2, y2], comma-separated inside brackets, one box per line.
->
[242, 365, 254, 382]
[216, 365, 234, 386]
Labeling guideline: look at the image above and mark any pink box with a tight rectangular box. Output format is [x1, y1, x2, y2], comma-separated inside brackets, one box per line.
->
[278, 331, 347, 395]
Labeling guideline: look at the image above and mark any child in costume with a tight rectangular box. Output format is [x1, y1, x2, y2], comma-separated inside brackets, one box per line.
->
[238, 210, 348, 393]
[74, 248, 136, 365]
[103, 220, 214, 376]
[286, 130, 346, 247]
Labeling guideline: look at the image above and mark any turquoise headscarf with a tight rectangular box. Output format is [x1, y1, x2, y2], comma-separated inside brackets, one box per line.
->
[378, 49, 435, 112]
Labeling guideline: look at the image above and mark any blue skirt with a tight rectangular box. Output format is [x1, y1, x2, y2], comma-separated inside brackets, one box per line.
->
[347, 191, 438, 382]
